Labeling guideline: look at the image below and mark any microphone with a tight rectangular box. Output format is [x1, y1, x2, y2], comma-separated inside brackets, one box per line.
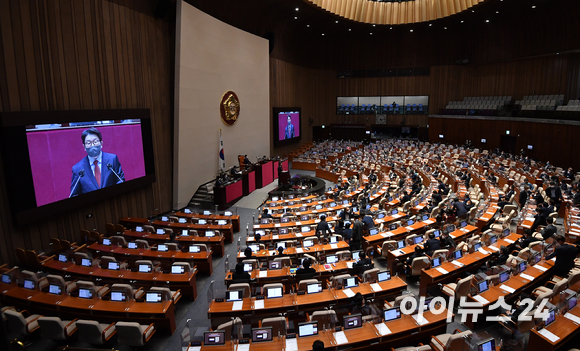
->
[69, 170, 85, 198]
[107, 163, 124, 183]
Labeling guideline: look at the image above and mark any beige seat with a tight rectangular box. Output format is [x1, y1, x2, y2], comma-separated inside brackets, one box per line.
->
[410, 257, 430, 277]
[431, 249, 448, 261]
[242, 259, 259, 270]
[362, 268, 379, 283]
[261, 316, 288, 336]
[430, 329, 472, 351]
[135, 239, 150, 249]
[37, 316, 78, 341]
[1, 306, 16, 321]
[76, 320, 116, 345]
[116, 322, 155, 347]
[216, 317, 243, 340]
[379, 241, 397, 257]
[498, 308, 537, 341]
[297, 279, 319, 292]
[77, 280, 109, 297]
[309, 310, 338, 329]
[329, 274, 351, 288]
[229, 283, 251, 298]
[21, 270, 48, 290]
[110, 283, 144, 300]
[442, 275, 473, 301]
[74, 251, 95, 266]
[4, 309, 42, 336]
[553, 270, 580, 287]
[143, 225, 155, 233]
[393, 345, 432, 351]
[533, 278, 568, 300]
[110, 235, 127, 247]
[172, 262, 194, 273]
[303, 253, 318, 265]
[46, 274, 77, 294]
[150, 286, 182, 304]
[273, 256, 292, 267]
[336, 250, 351, 260]
[263, 283, 284, 296]
[135, 260, 160, 273]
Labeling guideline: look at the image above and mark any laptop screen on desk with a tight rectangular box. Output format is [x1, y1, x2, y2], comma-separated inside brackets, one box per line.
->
[1, 274, 11, 284]
[110, 291, 126, 302]
[138, 264, 151, 273]
[298, 322, 318, 337]
[397, 240, 405, 249]
[251, 327, 273, 343]
[203, 211, 211, 215]
[172, 265, 185, 274]
[198, 219, 207, 225]
[128, 242, 137, 249]
[378, 213, 385, 219]
[135, 226, 143, 232]
[383, 307, 401, 322]
[370, 228, 379, 235]
[568, 295, 577, 310]
[454, 250, 463, 260]
[217, 220, 227, 225]
[499, 272, 509, 283]
[179, 218, 187, 223]
[189, 245, 201, 253]
[204, 331, 225, 345]
[226, 290, 243, 302]
[432, 257, 441, 268]
[269, 261, 282, 270]
[224, 211, 232, 216]
[156, 229, 165, 235]
[545, 309, 556, 327]
[146, 292, 162, 303]
[58, 254, 67, 263]
[303, 240, 314, 247]
[48, 284, 62, 295]
[352, 250, 362, 261]
[161, 216, 168, 222]
[205, 231, 215, 237]
[344, 277, 358, 288]
[407, 219, 415, 226]
[433, 230, 440, 238]
[414, 236, 424, 245]
[326, 255, 338, 264]
[157, 244, 168, 252]
[267, 287, 283, 299]
[460, 221, 467, 228]
[343, 314, 362, 330]
[478, 280, 489, 294]
[23, 279, 35, 290]
[477, 338, 496, 351]
[81, 258, 92, 267]
[78, 288, 92, 299]
[243, 263, 253, 272]
[378, 270, 391, 282]
[307, 283, 322, 294]
[422, 214, 430, 221]
[390, 224, 398, 231]
[102, 238, 111, 246]
[108, 262, 120, 270]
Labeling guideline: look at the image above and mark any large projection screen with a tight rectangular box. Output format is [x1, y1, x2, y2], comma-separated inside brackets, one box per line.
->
[174, 1, 270, 209]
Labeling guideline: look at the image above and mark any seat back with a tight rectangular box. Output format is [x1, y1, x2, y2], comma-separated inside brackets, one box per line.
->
[273, 257, 291, 267]
[5, 310, 30, 335]
[411, 257, 430, 276]
[297, 279, 319, 292]
[229, 283, 251, 298]
[431, 249, 448, 261]
[568, 270, 580, 287]
[381, 241, 397, 256]
[165, 243, 180, 251]
[454, 275, 473, 300]
[309, 310, 337, 330]
[552, 278, 568, 296]
[330, 274, 351, 288]
[76, 320, 107, 345]
[110, 235, 127, 247]
[336, 250, 351, 260]
[261, 316, 287, 336]
[217, 317, 243, 341]
[116, 322, 149, 346]
[110, 284, 135, 300]
[37, 316, 72, 340]
[446, 330, 472, 350]
[135, 239, 150, 249]
[143, 225, 155, 233]
[362, 268, 379, 283]
[74, 251, 90, 265]
[263, 283, 284, 296]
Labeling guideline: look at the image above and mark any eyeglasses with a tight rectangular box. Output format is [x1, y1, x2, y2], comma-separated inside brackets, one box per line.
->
[84, 140, 101, 147]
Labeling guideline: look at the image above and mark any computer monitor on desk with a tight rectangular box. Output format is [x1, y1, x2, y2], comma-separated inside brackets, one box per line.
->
[145, 292, 162, 303]
[58, 254, 68, 263]
[251, 327, 273, 342]
[78, 288, 93, 299]
[128, 242, 137, 249]
[344, 277, 358, 289]
[81, 258, 92, 267]
[110, 291, 126, 302]
[343, 314, 362, 330]
[189, 245, 201, 253]
[477, 338, 495, 351]
[226, 290, 243, 302]
[297, 322, 318, 337]
[108, 262, 120, 270]
[172, 265, 185, 274]
[48, 284, 62, 295]
[383, 306, 401, 322]
[307, 283, 322, 294]
[204, 331, 225, 346]
[266, 287, 283, 299]
[138, 264, 151, 273]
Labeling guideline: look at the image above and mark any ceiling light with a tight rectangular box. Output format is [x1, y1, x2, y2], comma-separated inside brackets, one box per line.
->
[429, 24, 432, 27]
[486, 20, 490, 23]
[373, 24, 376, 27]
[307, 24, 310, 27]
[336, 21, 339, 23]
[321, 33, 324, 36]
[370, 32, 373, 35]
[390, 27, 393, 29]
[294, 17, 298, 19]
[472, 10, 475, 13]
[461, 20, 464, 23]
[532, 6, 536, 8]
[496, 11, 499, 14]
[410, 29, 413, 32]
[295, 7, 299, 11]
[349, 28, 352, 31]
[444, 27, 447, 29]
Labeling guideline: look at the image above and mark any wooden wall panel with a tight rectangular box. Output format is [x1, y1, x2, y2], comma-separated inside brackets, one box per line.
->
[0, 0, 173, 265]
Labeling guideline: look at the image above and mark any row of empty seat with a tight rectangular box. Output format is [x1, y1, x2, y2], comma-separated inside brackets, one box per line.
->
[337, 104, 427, 114]
[446, 96, 511, 110]
[556, 100, 580, 111]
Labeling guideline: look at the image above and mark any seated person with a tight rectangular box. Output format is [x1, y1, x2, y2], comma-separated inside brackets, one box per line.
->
[486, 245, 509, 269]
[361, 214, 375, 230]
[405, 246, 425, 275]
[424, 232, 441, 256]
[232, 262, 251, 282]
[261, 208, 273, 219]
[517, 229, 537, 249]
[439, 230, 456, 249]
[275, 246, 287, 257]
[353, 251, 373, 269]
[296, 258, 316, 276]
[541, 217, 557, 240]
[243, 247, 254, 258]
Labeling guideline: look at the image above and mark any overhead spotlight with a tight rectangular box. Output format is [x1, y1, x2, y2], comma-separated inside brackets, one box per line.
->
[294, 17, 298, 20]
[531, 5, 536, 8]
[496, 11, 499, 13]
[429, 23, 432, 27]
[472, 10, 475, 13]
[348, 28, 352, 31]
[390, 26, 393, 29]
[336, 20, 339, 23]
[410, 29, 413, 32]
[373, 24, 376, 27]
[370, 32, 373, 35]
[486, 19, 490, 23]
[461, 20, 464, 23]
[295, 7, 299, 11]
[321, 33, 325, 36]
[444, 27, 447, 29]
[307, 24, 310, 27]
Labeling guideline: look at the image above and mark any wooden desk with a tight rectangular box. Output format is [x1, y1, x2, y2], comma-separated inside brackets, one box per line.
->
[237, 241, 350, 261]
[87, 242, 213, 275]
[152, 220, 234, 244]
[215, 180, 244, 210]
[477, 204, 499, 231]
[419, 234, 522, 295]
[363, 217, 438, 251]
[173, 212, 241, 233]
[207, 277, 406, 329]
[528, 305, 580, 351]
[123, 230, 226, 257]
[385, 226, 478, 273]
[41, 257, 198, 300]
[0, 283, 176, 334]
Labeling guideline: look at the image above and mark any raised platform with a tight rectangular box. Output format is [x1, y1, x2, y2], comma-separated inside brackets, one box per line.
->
[268, 175, 326, 199]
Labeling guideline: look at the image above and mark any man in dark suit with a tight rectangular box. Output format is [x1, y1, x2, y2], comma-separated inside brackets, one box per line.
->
[547, 235, 578, 277]
[432, 191, 442, 206]
[541, 217, 557, 240]
[546, 181, 564, 211]
[517, 229, 537, 249]
[424, 232, 441, 256]
[439, 231, 456, 249]
[361, 214, 375, 230]
[284, 115, 295, 139]
[530, 202, 554, 232]
[351, 215, 364, 250]
[519, 186, 529, 207]
[315, 215, 332, 240]
[70, 127, 124, 197]
[453, 198, 471, 218]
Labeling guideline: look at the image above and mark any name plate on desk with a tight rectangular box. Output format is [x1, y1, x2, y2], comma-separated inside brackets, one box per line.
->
[520, 273, 535, 281]
[435, 267, 449, 275]
[376, 323, 392, 336]
[538, 328, 560, 342]
[333, 331, 349, 345]
[533, 264, 548, 272]
[295, 222, 302, 226]
[232, 301, 243, 311]
[504, 239, 515, 244]
[342, 288, 355, 298]
[472, 295, 489, 305]
[254, 300, 264, 309]
[499, 284, 516, 294]
[295, 248, 304, 253]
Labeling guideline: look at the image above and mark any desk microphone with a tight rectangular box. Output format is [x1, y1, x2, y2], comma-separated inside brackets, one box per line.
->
[69, 170, 85, 198]
[107, 163, 124, 183]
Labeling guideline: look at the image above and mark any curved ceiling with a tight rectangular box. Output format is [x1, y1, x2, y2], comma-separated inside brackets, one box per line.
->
[306, 0, 485, 25]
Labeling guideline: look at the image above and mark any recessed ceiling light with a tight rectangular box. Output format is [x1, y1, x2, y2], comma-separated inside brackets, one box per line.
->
[295, 7, 299, 11]
[429, 24, 432, 27]
[557, 52, 560, 55]
[390, 26, 392, 29]
[370, 32, 373, 35]
[444, 27, 447, 29]
[336, 21, 339, 23]
[307, 24, 310, 27]
[496, 11, 499, 13]
[348, 28, 352, 31]
[461, 20, 464, 23]
[410, 29, 413, 32]
[472, 10, 475, 13]
[486, 20, 490, 23]
[321, 33, 324, 36]
[532, 5, 536, 8]
[294, 17, 298, 20]
[373, 24, 376, 27]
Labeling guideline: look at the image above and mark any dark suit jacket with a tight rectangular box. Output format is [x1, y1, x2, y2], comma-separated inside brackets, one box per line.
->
[541, 225, 557, 240]
[520, 236, 537, 248]
[70, 152, 124, 197]
[424, 239, 441, 255]
[362, 216, 375, 229]
[284, 124, 295, 139]
[519, 191, 528, 206]
[352, 220, 364, 243]
[454, 202, 469, 217]
[547, 244, 578, 274]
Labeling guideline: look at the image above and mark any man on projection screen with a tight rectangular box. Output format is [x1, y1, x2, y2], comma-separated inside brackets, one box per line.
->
[284, 115, 295, 139]
[70, 127, 125, 197]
